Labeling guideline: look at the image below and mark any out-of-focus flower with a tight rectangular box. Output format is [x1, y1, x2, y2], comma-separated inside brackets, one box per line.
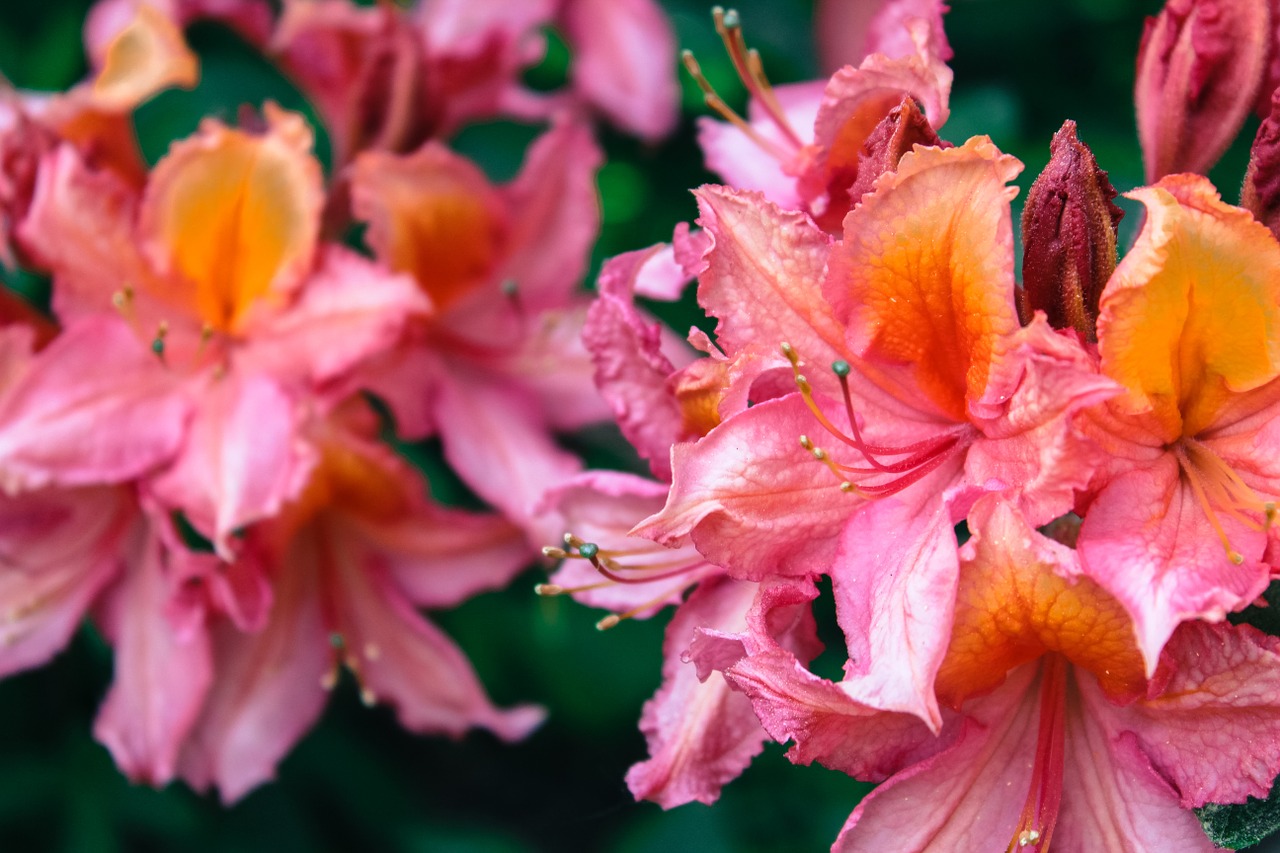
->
[1019, 120, 1123, 340]
[635, 139, 1114, 728]
[706, 497, 1280, 852]
[686, 7, 951, 230]
[813, 0, 952, 75]
[1134, 0, 1270, 182]
[1078, 174, 1280, 666]
[352, 118, 605, 543]
[0, 106, 426, 554]
[175, 400, 540, 802]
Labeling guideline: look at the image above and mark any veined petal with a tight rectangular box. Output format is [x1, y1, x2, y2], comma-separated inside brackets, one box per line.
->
[94, 527, 213, 786]
[824, 136, 1021, 421]
[139, 106, 323, 333]
[0, 317, 189, 491]
[631, 394, 856, 580]
[1098, 175, 1280, 440]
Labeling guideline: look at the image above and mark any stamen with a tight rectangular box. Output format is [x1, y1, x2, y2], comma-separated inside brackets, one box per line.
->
[1176, 440, 1272, 565]
[711, 7, 804, 148]
[1005, 657, 1067, 853]
[150, 320, 168, 360]
[680, 50, 793, 162]
[595, 581, 693, 631]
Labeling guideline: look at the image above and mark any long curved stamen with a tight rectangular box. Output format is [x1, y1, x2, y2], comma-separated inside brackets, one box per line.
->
[784, 343, 968, 497]
[1006, 656, 1067, 853]
[1175, 441, 1275, 565]
[711, 7, 804, 148]
[681, 50, 794, 162]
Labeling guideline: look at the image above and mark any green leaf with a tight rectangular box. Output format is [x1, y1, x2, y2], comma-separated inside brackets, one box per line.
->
[1196, 775, 1280, 849]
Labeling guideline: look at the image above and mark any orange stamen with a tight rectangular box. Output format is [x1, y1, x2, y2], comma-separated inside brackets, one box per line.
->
[1175, 440, 1274, 565]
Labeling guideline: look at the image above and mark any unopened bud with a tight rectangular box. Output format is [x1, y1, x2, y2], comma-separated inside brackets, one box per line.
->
[1243, 87, 1280, 239]
[847, 96, 947, 207]
[1020, 121, 1123, 341]
[1134, 0, 1269, 182]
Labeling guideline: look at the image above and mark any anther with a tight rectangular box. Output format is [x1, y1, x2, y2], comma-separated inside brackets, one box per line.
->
[577, 541, 600, 560]
[359, 688, 376, 707]
[150, 321, 168, 358]
[596, 614, 621, 631]
[832, 360, 851, 377]
[542, 546, 569, 559]
[534, 583, 563, 596]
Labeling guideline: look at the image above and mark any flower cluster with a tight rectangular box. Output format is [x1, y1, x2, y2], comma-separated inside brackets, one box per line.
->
[539, 1, 1280, 849]
[0, 0, 677, 802]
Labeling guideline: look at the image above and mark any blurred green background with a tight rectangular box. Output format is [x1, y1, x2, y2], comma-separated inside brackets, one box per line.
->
[0, 0, 1270, 851]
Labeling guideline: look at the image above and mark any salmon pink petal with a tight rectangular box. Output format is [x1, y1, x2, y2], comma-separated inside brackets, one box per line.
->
[493, 118, 602, 312]
[237, 246, 429, 386]
[1104, 621, 1280, 808]
[697, 81, 823, 212]
[831, 668, 1037, 852]
[0, 317, 189, 491]
[496, 303, 613, 431]
[432, 368, 580, 543]
[560, 0, 678, 140]
[330, 547, 543, 741]
[964, 318, 1118, 524]
[825, 137, 1021, 421]
[627, 576, 812, 807]
[148, 374, 316, 555]
[631, 394, 854, 581]
[83, 0, 198, 111]
[94, 528, 213, 786]
[543, 471, 714, 616]
[814, 0, 952, 74]
[0, 485, 131, 676]
[1078, 457, 1269, 669]
[16, 145, 148, 322]
[139, 106, 323, 333]
[693, 186, 843, 397]
[177, 549, 329, 803]
[832, 487, 960, 730]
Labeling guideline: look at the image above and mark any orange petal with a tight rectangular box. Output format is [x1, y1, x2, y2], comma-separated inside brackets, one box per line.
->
[138, 105, 323, 333]
[91, 4, 199, 110]
[350, 142, 506, 311]
[1097, 174, 1280, 440]
[934, 498, 1146, 708]
[824, 136, 1022, 421]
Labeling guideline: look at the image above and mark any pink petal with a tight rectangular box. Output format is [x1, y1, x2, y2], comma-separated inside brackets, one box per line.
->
[237, 245, 429, 387]
[492, 118, 602, 313]
[432, 367, 580, 543]
[832, 487, 960, 730]
[94, 527, 213, 786]
[831, 668, 1037, 852]
[1077, 456, 1269, 669]
[559, 0, 679, 140]
[329, 537, 544, 741]
[626, 577, 774, 807]
[815, 0, 952, 74]
[0, 317, 189, 491]
[148, 373, 316, 554]
[631, 394, 855, 581]
[543, 470, 714, 616]
[1106, 621, 1280, 808]
[693, 186, 842, 381]
[0, 485, 131, 676]
[177, 548, 330, 803]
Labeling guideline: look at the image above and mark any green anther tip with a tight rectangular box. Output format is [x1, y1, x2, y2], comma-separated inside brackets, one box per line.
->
[578, 542, 600, 560]
[831, 360, 851, 377]
[150, 339, 165, 355]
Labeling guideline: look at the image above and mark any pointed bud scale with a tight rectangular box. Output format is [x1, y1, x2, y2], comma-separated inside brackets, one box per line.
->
[1135, 0, 1269, 183]
[1019, 121, 1122, 340]
[1243, 87, 1280, 238]
[845, 96, 946, 209]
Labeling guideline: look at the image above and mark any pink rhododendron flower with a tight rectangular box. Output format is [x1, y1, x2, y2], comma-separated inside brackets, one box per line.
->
[686, 7, 952, 230]
[637, 138, 1115, 728]
[813, 0, 952, 75]
[0, 105, 427, 553]
[352, 118, 606, 543]
[176, 400, 541, 802]
[703, 496, 1280, 852]
[1078, 174, 1280, 666]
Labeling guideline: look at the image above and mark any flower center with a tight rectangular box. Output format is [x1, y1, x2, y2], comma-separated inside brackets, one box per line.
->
[1174, 438, 1275, 565]
[782, 343, 970, 498]
[1006, 656, 1067, 853]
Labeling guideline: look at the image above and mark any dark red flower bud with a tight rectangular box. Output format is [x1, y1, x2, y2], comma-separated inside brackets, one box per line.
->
[845, 96, 946, 209]
[1135, 0, 1269, 182]
[1243, 87, 1280, 239]
[1020, 121, 1123, 341]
